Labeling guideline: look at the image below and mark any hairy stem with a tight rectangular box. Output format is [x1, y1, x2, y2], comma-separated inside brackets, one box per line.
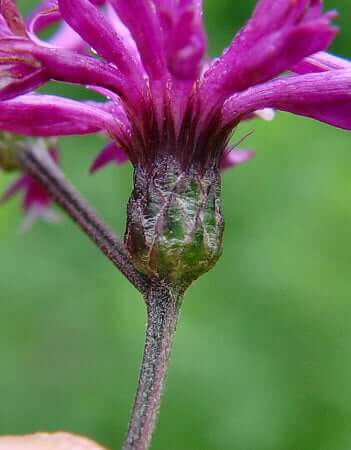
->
[123, 281, 181, 450]
[18, 146, 149, 296]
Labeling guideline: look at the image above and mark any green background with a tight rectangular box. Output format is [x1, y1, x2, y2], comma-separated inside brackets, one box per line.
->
[1, 1, 351, 449]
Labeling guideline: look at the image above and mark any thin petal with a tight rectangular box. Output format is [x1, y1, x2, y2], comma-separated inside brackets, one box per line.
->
[0, 0, 27, 37]
[48, 21, 86, 52]
[27, 1, 85, 52]
[0, 8, 13, 36]
[110, 0, 167, 81]
[105, 3, 142, 67]
[0, 66, 49, 101]
[58, 0, 143, 82]
[26, 0, 60, 36]
[292, 51, 351, 74]
[156, 0, 207, 81]
[222, 70, 351, 131]
[220, 149, 255, 170]
[87, 92, 131, 129]
[200, 0, 337, 111]
[0, 94, 125, 137]
[0, 39, 130, 101]
[90, 142, 129, 173]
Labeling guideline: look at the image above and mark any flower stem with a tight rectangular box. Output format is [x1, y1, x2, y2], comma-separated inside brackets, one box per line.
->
[123, 281, 182, 450]
[18, 145, 149, 296]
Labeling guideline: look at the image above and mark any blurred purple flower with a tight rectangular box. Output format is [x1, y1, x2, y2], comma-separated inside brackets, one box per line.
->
[0, 0, 349, 174]
[0, 144, 59, 228]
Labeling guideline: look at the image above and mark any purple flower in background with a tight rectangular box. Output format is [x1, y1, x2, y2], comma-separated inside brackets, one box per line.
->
[0, 143, 59, 229]
[0, 0, 348, 174]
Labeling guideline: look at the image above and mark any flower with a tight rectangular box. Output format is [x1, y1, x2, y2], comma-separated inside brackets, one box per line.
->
[0, 0, 350, 287]
[0, 0, 349, 167]
[0, 141, 59, 229]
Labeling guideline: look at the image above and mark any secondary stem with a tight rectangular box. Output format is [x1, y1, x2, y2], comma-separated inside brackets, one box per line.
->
[123, 281, 181, 450]
[18, 145, 149, 296]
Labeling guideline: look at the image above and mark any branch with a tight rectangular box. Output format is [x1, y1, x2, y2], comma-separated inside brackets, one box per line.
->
[18, 145, 149, 296]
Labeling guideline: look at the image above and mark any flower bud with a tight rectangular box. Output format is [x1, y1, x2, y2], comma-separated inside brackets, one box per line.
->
[125, 157, 224, 292]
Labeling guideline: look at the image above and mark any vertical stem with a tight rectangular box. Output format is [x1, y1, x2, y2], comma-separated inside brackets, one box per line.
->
[123, 281, 182, 450]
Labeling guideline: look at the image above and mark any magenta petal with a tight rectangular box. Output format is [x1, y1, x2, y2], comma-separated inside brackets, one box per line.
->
[27, 2, 86, 53]
[27, 0, 86, 53]
[220, 149, 255, 171]
[110, 0, 167, 81]
[105, 3, 142, 67]
[28, 44, 130, 98]
[200, 0, 337, 111]
[0, 94, 124, 137]
[26, 0, 61, 36]
[0, 37, 50, 100]
[157, 0, 207, 81]
[87, 93, 131, 129]
[48, 22, 87, 52]
[0, 67, 49, 101]
[90, 142, 129, 173]
[0, 0, 27, 37]
[0, 38, 127, 100]
[223, 70, 351, 131]
[292, 51, 351, 74]
[0, 11, 12, 36]
[58, 0, 143, 80]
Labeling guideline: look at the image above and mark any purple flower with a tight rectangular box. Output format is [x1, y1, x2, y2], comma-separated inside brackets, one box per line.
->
[0, 0, 348, 174]
[0, 143, 59, 228]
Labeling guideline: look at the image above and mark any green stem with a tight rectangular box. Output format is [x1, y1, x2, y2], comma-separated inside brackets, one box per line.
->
[122, 281, 181, 450]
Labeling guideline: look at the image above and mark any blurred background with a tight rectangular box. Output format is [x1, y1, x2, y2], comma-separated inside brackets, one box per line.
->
[1, 1, 351, 449]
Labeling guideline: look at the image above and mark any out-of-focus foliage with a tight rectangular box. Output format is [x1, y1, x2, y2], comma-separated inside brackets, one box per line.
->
[0, 2, 351, 450]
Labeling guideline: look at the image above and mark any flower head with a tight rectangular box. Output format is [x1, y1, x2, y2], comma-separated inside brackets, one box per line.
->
[0, 0, 350, 287]
[0, 0, 349, 168]
[0, 137, 59, 228]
